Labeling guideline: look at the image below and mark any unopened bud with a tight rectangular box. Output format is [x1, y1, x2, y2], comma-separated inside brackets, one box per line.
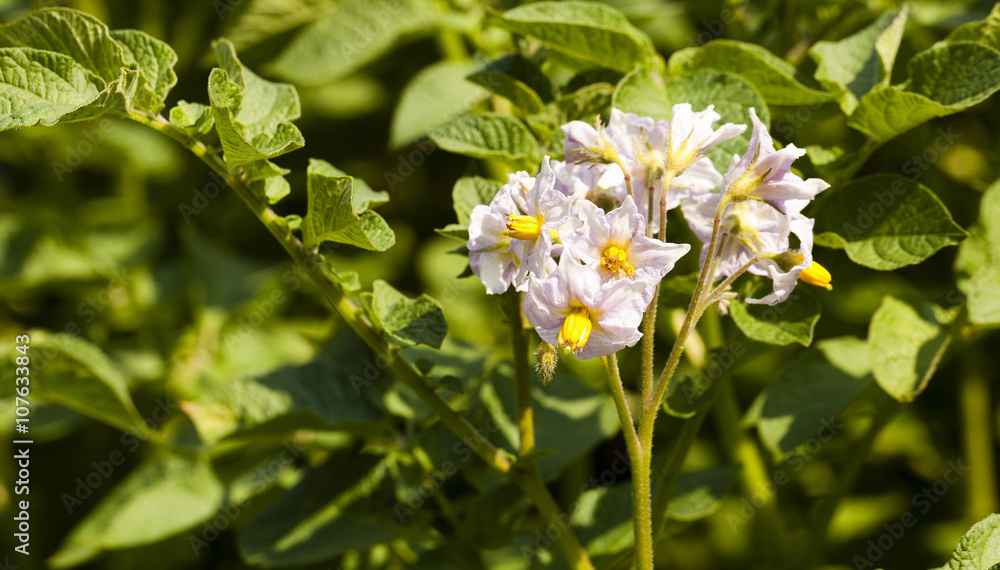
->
[534, 342, 558, 385]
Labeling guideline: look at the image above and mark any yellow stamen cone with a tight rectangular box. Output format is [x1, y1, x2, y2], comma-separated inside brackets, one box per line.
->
[600, 246, 636, 277]
[799, 260, 833, 290]
[558, 308, 593, 352]
[505, 215, 542, 240]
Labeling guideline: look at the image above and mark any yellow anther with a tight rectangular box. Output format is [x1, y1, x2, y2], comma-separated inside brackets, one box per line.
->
[558, 307, 593, 352]
[799, 260, 833, 290]
[600, 245, 636, 277]
[505, 215, 542, 240]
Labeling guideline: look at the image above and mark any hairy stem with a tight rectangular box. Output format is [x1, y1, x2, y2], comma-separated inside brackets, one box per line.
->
[505, 291, 536, 456]
[131, 112, 595, 570]
[626, 193, 729, 569]
[603, 354, 651, 570]
[603, 352, 649, 566]
[639, 289, 659, 422]
[639, 171, 676, 423]
[603, 354, 642, 460]
[614, 156, 634, 199]
[658, 172, 676, 239]
[646, 197, 729, 418]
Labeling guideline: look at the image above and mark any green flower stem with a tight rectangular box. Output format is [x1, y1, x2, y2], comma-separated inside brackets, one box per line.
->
[639, 289, 659, 419]
[613, 156, 635, 199]
[646, 196, 729, 416]
[603, 353, 651, 570]
[658, 171, 676, 239]
[626, 194, 728, 568]
[505, 291, 536, 456]
[602, 354, 641, 461]
[961, 348, 998, 521]
[131, 112, 596, 570]
[639, 170, 677, 425]
[701, 253, 768, 309]
[713, 375, 787, 563]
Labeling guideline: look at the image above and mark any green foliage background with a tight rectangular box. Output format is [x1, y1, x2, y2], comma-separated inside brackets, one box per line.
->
[0, 0, 999, 569]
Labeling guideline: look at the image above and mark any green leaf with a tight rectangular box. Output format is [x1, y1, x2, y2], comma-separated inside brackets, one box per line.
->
[110, 29, 177, 113]
[435, 224, 470, 242]
[49, 454, 224, 569]
[472, 54, 553, 102]
[664, 70, 770, 171]
[668, 40, 834, 106]
[0, 9, 177, 126]
[181, 334, 383, 443]
[808, 8, 908, 114]
[807, 143, 871, 182]
[270, 0, 438, 86]
[302, 158, 395, 251]
[168, 100, 213, 134]
[757, 336, 872, 459]
[208, 39, 304, 167]
[849, 42, 1000, 141]
[239, 454, 401, 567]
[813, 174, 966, 270]
[452, 176, 503, 225]
[730, 277, 821, 346]
[429, 113, 539, 167]
[555, 82, 615, 123]
[0, 330, 145, 434]
[313, 162, 390, 213]
[955, 180, 1000, 326]
[936, 514, 1000, 570]
[869, 296, 953, 402]
[947, 4, 1000, 52]
[486, 1, 658, 73]
[467, 68, 545, 115]
[389, 60, 491, 149]
[221, 0, 336, 52]
[368, 280, 448, 349]
[613, 67, 670, 122]
[666, 466, 739, 521]
[0, 48, 104, 131]
[245, 159, 292, 204]
[0, 8, 124, 83]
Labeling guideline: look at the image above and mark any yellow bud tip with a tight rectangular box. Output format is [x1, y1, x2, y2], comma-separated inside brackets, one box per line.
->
[505, 215, 542, 240]
[558, 307, 593, 352]
[799, 260, 833, 290]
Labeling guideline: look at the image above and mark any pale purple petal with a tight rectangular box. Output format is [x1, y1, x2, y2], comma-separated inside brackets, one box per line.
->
[469, 248, 519, 295]
[562, 121, 601, 163]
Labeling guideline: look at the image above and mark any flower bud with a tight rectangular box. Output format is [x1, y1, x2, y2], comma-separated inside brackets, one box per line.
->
[534, 342, 558, 385]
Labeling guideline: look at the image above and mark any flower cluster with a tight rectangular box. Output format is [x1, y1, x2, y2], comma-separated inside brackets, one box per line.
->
[466, 105, 832, 359]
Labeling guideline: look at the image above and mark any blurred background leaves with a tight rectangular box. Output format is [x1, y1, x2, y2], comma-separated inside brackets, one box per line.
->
[0, 0, 999, 569]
